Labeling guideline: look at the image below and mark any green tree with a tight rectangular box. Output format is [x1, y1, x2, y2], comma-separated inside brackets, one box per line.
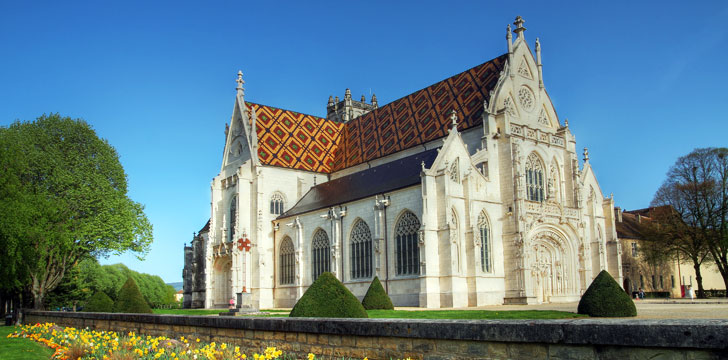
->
[85, 291, 114, 312]
[361, 276, 394, 310]
[652, 148, 728, 297]
[289, 272, 368, 318]
[0, 114, 153, 309]
[114, 277, 153, 314]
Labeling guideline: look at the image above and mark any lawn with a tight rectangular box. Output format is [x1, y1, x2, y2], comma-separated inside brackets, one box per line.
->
[153, 308, 584, 319]
[0, 325, 54, 360]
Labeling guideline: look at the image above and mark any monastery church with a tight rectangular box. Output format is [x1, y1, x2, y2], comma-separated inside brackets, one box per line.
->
[183, 16, 623, 309]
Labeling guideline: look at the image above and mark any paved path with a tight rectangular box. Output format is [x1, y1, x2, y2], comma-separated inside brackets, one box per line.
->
[394, 299, 728, 319]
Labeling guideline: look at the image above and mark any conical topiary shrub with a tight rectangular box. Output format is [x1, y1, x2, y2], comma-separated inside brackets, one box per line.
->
[361, 276, 394, 310]
[289, 272, 368, 318]
[85, 291, 114, 312]
[578, 270, 637, 317]
[114, 277, 153, 314]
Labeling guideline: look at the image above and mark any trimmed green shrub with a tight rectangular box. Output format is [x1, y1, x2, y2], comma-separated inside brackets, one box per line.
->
[361, 276, 394, 310]
[114, 277, 153, 314]
[289, 272, 368, 318]
[578, 270, 636, 317]
[85, 291, 114, 312]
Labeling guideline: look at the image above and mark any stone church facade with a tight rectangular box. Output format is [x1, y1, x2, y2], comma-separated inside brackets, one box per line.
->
[183, 17, 623, 309]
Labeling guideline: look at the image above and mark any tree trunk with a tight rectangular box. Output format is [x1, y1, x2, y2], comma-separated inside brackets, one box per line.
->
[693, 262, 705, 299]
[32, 287, 45, 310]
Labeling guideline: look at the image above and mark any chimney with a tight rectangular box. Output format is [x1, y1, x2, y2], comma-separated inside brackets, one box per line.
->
[637, 214, 642, 223]
[615, 207, 622, 222]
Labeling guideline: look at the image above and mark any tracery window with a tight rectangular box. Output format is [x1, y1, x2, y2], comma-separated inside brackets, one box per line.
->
[350, 219, 372, 279]
[311, 229, 330, 281]
[279, 237, 295, 285]
[478, 211, 492, 273]
[526, 153, 545, 202]
[395, 211, 420, 276]
[228, 195, 237, 243]
[270, 192, 285, 215]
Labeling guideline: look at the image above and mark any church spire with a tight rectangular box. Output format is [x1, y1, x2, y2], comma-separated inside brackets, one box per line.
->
[236, 70, 245, 96]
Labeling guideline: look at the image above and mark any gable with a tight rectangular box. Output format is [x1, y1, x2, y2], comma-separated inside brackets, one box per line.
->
[249, 102, 344, 173]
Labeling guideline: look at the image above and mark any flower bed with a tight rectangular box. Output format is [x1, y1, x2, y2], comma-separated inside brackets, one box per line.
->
[8, 323, 375, 360]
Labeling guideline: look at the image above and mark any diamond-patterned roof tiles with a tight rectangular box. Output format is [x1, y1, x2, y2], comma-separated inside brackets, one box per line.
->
[331, 54, 507, 172]
[248, 54, 508, 174]
[247, 102, 344, 173]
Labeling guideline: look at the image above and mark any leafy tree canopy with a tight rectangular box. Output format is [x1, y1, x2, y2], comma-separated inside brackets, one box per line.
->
[0, 114, 153, 308]
[46, 258, 177, 309]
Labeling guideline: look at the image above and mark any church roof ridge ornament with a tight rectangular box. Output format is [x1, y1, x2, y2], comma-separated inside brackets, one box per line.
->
[449, 110, 458, 132]
[583, 147, 590, 162]
[236, 70, 245, 96]
[513, 16, 526, 40]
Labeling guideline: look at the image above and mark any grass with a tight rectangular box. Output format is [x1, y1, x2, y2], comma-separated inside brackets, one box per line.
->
[155, 308, 585, 319]
[0, 325, 54, 360]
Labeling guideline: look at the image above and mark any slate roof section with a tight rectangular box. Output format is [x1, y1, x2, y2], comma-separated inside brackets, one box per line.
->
[247, 102, 344, 173]
[331, 54, 508, 172]
[279, 148, 440, 218]
[199, 219, 210, 234]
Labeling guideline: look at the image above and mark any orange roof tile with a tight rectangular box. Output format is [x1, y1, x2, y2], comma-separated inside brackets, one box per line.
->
[247, 54, 507, 174]
[331, 54, 508, 172]
[248, 102, 344, 173]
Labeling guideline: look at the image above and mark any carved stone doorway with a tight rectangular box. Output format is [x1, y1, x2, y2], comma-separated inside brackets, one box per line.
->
[213, 256, 232, 307]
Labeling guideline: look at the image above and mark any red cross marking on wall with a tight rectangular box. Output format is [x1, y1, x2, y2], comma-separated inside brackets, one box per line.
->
[237, 237, 251, 252]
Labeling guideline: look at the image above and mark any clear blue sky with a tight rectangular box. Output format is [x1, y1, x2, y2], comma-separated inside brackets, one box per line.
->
[2, 1, 726, 283]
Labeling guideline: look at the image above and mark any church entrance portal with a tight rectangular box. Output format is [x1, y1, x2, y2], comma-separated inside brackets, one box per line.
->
[528, 229, 575, 303]
[213, 256, 232, 307]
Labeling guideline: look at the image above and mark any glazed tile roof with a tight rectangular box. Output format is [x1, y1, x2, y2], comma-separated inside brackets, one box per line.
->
[331, 54, 508, 172]
[248, 53, 508, 174]
[247, 102, 344, 173]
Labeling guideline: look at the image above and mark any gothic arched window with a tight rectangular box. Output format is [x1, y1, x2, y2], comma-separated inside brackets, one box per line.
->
[311, 229, 330, 280]
[526, 153, 545, 202]
[279, 237, 295, 285]
[478, 211, 492, 273]
[395, 211, 421, 276]
[350, 219, 372, 279]
[229, 195, 237, 243]
[270, 192, 285, 215]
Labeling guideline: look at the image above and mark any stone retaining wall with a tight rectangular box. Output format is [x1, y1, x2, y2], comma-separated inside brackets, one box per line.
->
[23, 311, 728, 359]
